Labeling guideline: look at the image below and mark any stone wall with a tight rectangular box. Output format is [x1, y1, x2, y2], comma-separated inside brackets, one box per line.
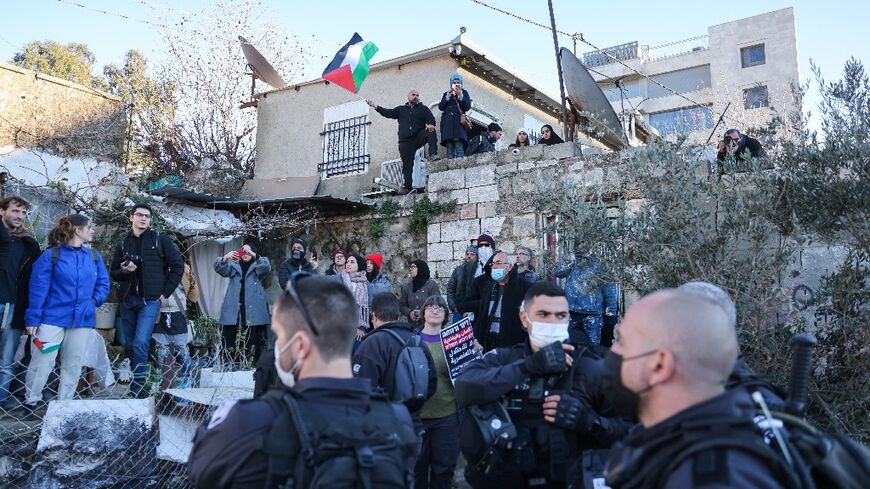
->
[0, 62, 124, 160]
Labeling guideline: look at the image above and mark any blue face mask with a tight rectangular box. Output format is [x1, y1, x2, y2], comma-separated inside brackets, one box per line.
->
[491, 267, 507, 282]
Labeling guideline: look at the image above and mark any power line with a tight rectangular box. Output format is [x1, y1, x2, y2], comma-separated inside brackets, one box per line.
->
[55, 0, 166, 28]
[0, 34, 19, 51]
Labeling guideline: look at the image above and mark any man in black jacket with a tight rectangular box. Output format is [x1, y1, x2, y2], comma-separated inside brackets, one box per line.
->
[111, 204, 184, 397]
[278, 238, 318, 290]
[465, 251, 531, 351]
[716, 128, 764, 164]
[0, 196, 41, 408]
[367, 90, 438, 194]
[352, 292, 437, 434]
[455, 282, 631, 489]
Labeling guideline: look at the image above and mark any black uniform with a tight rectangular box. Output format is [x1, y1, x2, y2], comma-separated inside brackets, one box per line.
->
[605, 388, 788, 489]
[187, 377, 418, 489]
[375, 102, 438, 190]
[352, 321, 438, 430]
[455, 341, 632, 489]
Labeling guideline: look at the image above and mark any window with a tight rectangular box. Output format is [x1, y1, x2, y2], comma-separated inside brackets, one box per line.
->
[743, 86, 769, 109]
[320, 100, 371, 178]
[648, 106, 713, 135]
[741, 44, 765, 68]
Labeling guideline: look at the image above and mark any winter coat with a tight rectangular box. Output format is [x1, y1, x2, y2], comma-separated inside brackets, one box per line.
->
[466, 265, 531, 349]
[446, 263, 464, 312]
[369, 271, 393, 297]
[553, 257, 618, 315]
[454, 258, 480, 313]
[25, 244, 110, 328]
[467, 132, 496, 155]
[10, 234, 42, 329]
[717, 134, 765, 162]
[110, 230, 184, 301]
[398, 279, 441, 321]
[277, 257, 318, 291]
[375, 102, 436, 142]
[538, 133, 565, 145]
[0, 223, 14, 304]
[214, 257, 272, 326]
[518, 267, 541, 284]
[437, 89, 472, 144]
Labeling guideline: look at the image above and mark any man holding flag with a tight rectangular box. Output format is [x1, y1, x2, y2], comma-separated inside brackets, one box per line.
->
[367, 91, 438, 194]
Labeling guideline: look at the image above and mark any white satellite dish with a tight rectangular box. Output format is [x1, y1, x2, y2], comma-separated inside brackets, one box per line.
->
[560, 47, 627, 150]
[238, 36, 287, 89]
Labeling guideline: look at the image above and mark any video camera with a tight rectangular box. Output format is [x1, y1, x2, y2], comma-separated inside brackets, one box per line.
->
[122, 253, 142, 267]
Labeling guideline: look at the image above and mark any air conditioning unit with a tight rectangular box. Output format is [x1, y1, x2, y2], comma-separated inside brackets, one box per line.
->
[378, 148, 428, 189]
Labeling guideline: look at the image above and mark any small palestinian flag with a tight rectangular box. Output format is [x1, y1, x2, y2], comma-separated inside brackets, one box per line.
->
[33, 337, 61, 354]
[322, 33, 379, 94]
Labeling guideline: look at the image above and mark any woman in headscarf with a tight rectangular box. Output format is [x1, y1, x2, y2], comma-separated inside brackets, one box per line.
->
[399, 260, 441, 324]
[509, 128, 532, 148]
[537, 124, 565, 145]
[437, 73, 473, 159]
[340, 254, 371, 340]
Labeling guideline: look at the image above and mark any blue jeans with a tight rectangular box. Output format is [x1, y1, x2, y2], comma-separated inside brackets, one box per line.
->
[120, 297, 161, 394]
[445, 139, 465, 159]
[570, 311, 603, 345]
[0, 304, 19, 404]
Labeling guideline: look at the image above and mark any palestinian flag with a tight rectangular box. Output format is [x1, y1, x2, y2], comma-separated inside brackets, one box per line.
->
[322, 33, 379, 94]
[33, 337, 61, 354]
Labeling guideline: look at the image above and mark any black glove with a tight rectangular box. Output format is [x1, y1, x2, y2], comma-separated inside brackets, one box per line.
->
[552, 393, 592, 431]
[523, 341, 567, 376]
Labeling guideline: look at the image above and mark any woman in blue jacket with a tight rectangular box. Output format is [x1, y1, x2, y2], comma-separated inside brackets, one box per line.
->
[23, 214, 109, 412]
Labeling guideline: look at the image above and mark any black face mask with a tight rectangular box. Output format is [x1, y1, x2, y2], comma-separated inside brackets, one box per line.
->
[601, 349, 657, 419]
[291, 250, 303, 261]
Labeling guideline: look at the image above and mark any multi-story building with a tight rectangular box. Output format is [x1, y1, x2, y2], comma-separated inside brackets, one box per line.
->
[584, 7, 799, 142]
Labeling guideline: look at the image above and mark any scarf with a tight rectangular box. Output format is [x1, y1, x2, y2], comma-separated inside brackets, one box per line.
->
[341, 271, 370, 328]
[411, 260, 431, 292]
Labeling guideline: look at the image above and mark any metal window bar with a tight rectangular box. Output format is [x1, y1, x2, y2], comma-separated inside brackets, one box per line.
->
[319, 115, 371, 177]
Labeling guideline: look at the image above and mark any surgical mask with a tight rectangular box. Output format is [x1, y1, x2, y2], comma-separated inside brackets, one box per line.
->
[528, 321, 570, 349]
[274, 333, 303, 388]
[291, 249, 303, 261]
[490, 267, 507, 282]
[601, 349, 657, 418]
[478, 246, 493, 263]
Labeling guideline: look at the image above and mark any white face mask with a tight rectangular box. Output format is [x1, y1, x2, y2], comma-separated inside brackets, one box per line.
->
[528, 321, 570, 349]
[274, 332, 303, 388]
[477, 246, 493, 264]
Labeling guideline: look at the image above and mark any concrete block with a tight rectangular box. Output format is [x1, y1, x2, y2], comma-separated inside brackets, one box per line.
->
[428, 168, 465, 192]
[480, 216, 506, 237]
[157, 414, 198, 463]
[477, 202, 498, 218]
[200, 368, 256, 390]
[518, 160, 535, 172]
[543, 142, 577, 160]
[465, 164, 497, 187]
[512, 214, 538, 237]
[433, 188, 468, 205]
[428, 242, 454, 261]
[459, 204, 478, 220]
[496, 162, 518, 175]
[435, 260, 456, 280]
[535, 158, 559, 169]
[30, 399, 157, 488]
[468, 184, 499, 203]
[427, 223, 441, 243]
[440, 219, 481, 240]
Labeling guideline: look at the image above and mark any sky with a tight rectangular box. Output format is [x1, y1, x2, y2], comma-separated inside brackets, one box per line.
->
[2, 0, 869, 132]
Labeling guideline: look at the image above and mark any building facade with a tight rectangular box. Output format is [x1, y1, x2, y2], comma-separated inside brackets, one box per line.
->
[585, 8, 799, 142]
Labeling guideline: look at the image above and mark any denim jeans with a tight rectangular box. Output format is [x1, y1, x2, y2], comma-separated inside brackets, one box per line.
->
[120, 297, 161, 394]
[445, 139, 465, 159]
[0, 304, 19, 404]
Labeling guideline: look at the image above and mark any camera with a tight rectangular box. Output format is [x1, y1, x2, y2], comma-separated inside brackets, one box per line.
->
[511, 148, 521, 155]
[122, 253, 142, 267]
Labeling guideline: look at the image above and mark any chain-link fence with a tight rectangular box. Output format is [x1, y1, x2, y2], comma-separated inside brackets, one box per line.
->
[0, 316, 261, 488]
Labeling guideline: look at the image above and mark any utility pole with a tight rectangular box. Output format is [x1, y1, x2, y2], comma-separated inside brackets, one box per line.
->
[548, 0, 570, 142]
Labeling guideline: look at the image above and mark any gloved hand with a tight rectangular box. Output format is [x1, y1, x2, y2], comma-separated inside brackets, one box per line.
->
[523, 341, 568, 376]
[544, 393, 592, 431]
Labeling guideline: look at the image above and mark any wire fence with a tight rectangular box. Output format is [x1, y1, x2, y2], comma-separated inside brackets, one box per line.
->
[0, 317, 258, 488]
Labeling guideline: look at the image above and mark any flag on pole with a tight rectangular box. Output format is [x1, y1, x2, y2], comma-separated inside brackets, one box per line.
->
[322, 33, 379, 94]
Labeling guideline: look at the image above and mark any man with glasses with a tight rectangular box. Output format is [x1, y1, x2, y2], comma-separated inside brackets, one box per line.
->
[466, 251, 531, 351]
[368, 90, 438, 195]
[110, 204, 183, 398]
[716, 128, 764, 165]
[515, 246, 540, 284]
[352, 292, 437, 435]
[188, 274, 419, 489]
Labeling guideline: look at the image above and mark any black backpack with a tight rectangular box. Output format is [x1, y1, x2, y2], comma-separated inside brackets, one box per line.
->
[260, 389, 414, 489]
[381, 328, 430, 404]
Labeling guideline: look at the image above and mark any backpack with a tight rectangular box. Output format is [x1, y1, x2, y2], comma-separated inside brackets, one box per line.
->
[261, 389, 413, 489]
[381, 328, 430, 403]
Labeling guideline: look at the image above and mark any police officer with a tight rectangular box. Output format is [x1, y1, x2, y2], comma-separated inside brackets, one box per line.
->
[455, 282, 631, 489]
[187, 275, 419, 488]
[603, 289, 787, 489]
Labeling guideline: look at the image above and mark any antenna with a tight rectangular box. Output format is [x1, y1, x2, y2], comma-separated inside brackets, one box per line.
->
[238, 35, 288, 108]
[560, 47, 627, 150]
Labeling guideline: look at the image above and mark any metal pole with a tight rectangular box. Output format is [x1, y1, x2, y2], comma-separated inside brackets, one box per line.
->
[548, 0, 570, 142]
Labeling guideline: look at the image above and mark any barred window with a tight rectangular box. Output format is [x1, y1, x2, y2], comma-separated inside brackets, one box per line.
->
[320, 100, 371, 178]
[743, 85, 769, 109]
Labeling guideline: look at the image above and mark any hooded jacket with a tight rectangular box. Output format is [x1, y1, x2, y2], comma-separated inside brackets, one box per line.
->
[278, 239, 319, 290]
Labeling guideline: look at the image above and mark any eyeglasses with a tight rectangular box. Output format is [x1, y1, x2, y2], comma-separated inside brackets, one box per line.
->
[492, 260, 509, 266]
[517, 252, 531, 257]
[478, 243, 492, 248]
[285, 271, 320, 336]
[425, 305, 445, 313]
[133, 213, 152, 219]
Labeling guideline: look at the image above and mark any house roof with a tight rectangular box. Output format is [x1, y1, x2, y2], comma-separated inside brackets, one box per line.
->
[148, 185, 370, 215]
[259, 35, 564, 120]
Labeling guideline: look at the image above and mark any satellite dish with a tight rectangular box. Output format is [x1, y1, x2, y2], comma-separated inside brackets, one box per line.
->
[560, 47, 627, 150]
[238, 36, 287, 89]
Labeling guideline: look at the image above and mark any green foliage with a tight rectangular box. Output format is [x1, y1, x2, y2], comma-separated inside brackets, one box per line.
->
[409, 196, 457, 235]
[191, 315, 221, 348]
[368, 199, 400, 239]
[12, 40, 105, 89]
